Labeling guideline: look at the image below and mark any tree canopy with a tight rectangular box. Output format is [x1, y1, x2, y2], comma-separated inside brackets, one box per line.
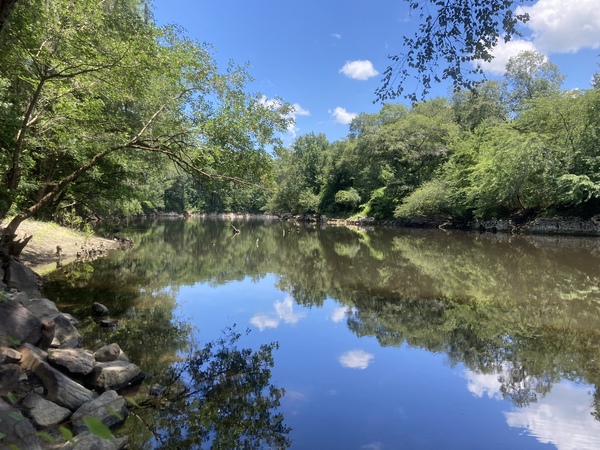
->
[0, 0, 292, 254]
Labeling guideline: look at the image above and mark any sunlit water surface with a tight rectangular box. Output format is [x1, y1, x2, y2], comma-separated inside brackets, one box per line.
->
[45, 218, 600, 449]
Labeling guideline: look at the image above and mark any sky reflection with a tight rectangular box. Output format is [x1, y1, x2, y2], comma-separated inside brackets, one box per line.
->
[250, 296, 306, 331]
[465, 370, 600, 449]
[338, 349, 375, 369]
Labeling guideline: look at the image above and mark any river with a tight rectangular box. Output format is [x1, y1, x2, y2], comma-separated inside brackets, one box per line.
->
[44, 217, 600, 449]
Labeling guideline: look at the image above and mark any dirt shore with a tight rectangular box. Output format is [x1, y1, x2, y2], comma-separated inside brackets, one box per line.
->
[8, 219, 122, 274]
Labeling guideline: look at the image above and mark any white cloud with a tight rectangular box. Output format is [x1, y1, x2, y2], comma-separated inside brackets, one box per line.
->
[250, 296, 306, 331]
[331, 306, 351, 323]
[339, 60, 379, 80]
[258, 96, 310, 138]
[291, 103, 310, 117]
[521, 0, 600, 54]
[505, 382, 600, 450]
[479, 39, 538, 75]
[338, 349, 374, 369]
[480, 0, 600, 75]
[332, 33, 342, 40]
[465, 370, 503, 400]
[330, 106, 357, 125]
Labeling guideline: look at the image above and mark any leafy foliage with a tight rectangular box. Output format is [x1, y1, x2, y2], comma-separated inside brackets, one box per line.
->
[376, 0, 530, 101]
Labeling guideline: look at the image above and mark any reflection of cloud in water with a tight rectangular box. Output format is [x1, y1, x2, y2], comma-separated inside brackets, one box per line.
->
[339, 349, 374, 369]
[284, 390, 309, 402]
[465, 370, 600, 450]
[331, 306, 351, 323]
[361, 442, 383, 450]
[465, 370, 503, 400]
[250, 296, 306, 331]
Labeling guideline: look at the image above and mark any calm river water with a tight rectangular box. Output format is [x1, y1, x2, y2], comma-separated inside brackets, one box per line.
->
[45, 218, 600, 449]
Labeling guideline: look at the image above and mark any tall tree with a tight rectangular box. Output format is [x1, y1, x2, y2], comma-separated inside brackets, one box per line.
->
[0, 0, 291, 254]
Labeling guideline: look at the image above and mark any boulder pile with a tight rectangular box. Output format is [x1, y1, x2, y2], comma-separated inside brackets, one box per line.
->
[0, 253, 143, 449]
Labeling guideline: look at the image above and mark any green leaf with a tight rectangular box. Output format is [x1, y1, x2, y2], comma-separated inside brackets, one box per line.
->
[105, 406, 123, 420]
[7, 392, 18, 405]
[36, 432, 55, 443]
[59, 426, 74, 442]
[6, 335, 21, 346]
[125, 397, 140, 407]
[83, 417, 114, 440]
[9, 411, 24, 421]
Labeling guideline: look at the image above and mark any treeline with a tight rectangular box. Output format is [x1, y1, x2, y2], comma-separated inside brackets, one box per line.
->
[0, 0, 291, 253]
[267, 51, 600, 222]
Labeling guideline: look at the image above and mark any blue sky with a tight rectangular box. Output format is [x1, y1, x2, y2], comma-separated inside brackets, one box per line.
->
[152, 0, 600, 143]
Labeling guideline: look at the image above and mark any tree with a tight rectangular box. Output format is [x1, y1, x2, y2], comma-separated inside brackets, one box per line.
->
[0, 0, 292, 254]
[504, 51, 565, 112]
[376, 0, 530, 101]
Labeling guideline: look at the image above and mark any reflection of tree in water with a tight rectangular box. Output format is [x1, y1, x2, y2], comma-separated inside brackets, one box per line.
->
[123, 327, 290, 449]
[345, 294, 600, 415]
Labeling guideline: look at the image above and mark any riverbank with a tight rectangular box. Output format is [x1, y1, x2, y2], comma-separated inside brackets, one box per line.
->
[6, 219, 125, 275]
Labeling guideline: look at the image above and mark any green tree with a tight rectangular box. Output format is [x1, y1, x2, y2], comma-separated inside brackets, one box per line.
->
[504, 50, 565, 112]
[0, 0, 291, 254]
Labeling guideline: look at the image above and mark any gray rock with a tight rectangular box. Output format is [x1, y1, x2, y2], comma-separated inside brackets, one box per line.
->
[91, 302, 110, 316]
[63, 432, 128, 450]
[22, 393, 71, 428]
[89, 360, 143, 391]
[0, 364, 21, 395]
[48, 348, 95, 375]
[0, 398, 41, 449]
[52, 313, 82, 347]
[0, 300, 42, 347]
[71, 390, 128, 433]
[6, 258, 41, 298]
[94, 343, 122, 362]
[62, 313, 80, 327]
[19, 343, 96, 410]
[0, 346, 22, 363]
[21, 297, 60, 322]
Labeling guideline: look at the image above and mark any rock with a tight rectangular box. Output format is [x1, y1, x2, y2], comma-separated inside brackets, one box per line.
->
[22, 393, 71, 428]
[48, 348, 95, 375]
[62, 313, 80, 327]
[38, 320, 55, 351]
[0, 300, 42, 347]
[94, 343, 122, 362]
[89, 360, 143, 391]
[71, 390, 128, 433]
[62, 432, 128, 450]
[20, 297, 60, 322]
[0, 346, 22, 363]
[19, 343, 96, 410]
[6, 257, 41, 298]
[0, 398, 41, 449]
[52, 313, 82, 347]
[91, 302, 110, 316]
[0, 363, 21, 395]
[100, 319, 116, 328]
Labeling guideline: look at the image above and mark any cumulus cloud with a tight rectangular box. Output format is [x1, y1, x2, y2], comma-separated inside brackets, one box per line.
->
[332, 33, 342, 40]
[250, 296, 306, 331]
[480, 0, 600, 75]
[339, 60, 379, 80]
[479, 39, 538, 75]
[521, 0, 600, 54]
[505, 382, 600, 450]
[338, 349, 374, 369]
[330, 106, 357, 125]
[331, 306, 351, 323]
[464, 370, 503, 400]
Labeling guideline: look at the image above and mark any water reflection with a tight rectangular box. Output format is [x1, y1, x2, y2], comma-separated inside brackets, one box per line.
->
[44, 218, 600, 448]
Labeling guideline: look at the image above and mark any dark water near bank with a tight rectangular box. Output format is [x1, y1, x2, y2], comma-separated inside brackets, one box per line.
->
[45, 218, 600, 449]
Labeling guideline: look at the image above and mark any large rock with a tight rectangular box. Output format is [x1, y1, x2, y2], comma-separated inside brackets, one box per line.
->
[20, 297, 61, 323]
[22, 393, 72, 429]
[0, 398, 41, 449]
[19, 343, 96, 410]
[6, 257, 41, 298]
[88, 360, 143, 391]
[53, 313, 82, 348]
[94, 343, 122, 363]
[62, 432, 128, 450]
[0, 300, 42, 347]
[91, 302, 110, 316]
[48, 348, 95, 375]
[71, 390, 128, 433]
